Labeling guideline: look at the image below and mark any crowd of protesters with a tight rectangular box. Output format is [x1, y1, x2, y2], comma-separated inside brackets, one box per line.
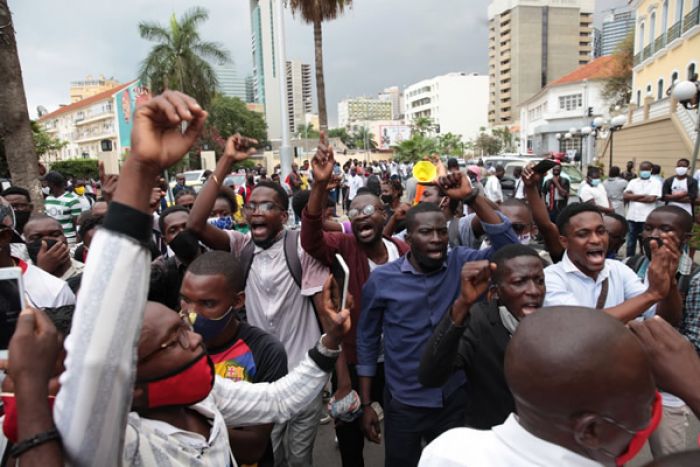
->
[0, 90, 700, 467]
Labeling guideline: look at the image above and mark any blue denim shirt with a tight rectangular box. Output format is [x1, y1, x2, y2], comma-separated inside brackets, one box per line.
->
[357, 218, 518, 408]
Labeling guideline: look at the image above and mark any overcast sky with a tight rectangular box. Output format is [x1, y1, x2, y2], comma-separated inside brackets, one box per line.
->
[10, 0, 627, 126]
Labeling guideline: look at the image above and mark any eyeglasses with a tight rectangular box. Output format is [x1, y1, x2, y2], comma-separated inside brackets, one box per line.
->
[138, 315, 194, 364]
[348, 204, 381, 220]
[243, 202, 283, 214]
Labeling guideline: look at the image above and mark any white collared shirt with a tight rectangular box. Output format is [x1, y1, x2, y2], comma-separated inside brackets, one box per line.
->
[544, 252, 649, 315]
[625, 177, 662, 222]
[419, 414, 603, 467]
[579, 183, 609, 209]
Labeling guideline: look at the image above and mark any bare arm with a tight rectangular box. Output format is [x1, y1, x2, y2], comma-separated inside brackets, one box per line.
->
[228, 425, 273, 465]
[187, 135, 257, 251]
[522, 166, 564, 262]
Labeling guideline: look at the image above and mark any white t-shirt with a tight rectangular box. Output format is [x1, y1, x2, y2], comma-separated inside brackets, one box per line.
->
[484, 176, 503, 203]
[669, 177, 692, 214]
[348, 175, 364, 201]
[579, 183, 609, 209]
[18, 259, 76, 309]
[626, 178, 663, 222]
[368, 238, 400, 271]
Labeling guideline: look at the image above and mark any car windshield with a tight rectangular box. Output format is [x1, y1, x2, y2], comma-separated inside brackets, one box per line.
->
[184, 172, 203, 182]
[561, 165, 583, 183]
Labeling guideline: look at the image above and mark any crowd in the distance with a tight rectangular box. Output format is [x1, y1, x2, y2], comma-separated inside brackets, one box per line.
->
[0, 89, 699, 467]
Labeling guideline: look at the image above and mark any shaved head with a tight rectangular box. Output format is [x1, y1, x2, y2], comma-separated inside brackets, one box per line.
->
[505, 307, 656, 463]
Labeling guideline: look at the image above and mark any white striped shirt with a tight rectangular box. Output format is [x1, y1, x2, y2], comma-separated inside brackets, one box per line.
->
[55, 207, 331, 466]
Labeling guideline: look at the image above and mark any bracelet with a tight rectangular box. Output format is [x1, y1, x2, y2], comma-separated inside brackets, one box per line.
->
[317, 334, 342, 357]
[9, 428, 61, 458]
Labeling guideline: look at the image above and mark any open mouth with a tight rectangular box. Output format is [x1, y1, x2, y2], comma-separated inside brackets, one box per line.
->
[355, 222, 375, 240]
[426, 249, 444, 260]
[521, 303, 542, 315]
[585, 249, 605, 264]
[250, 221, 268, 238]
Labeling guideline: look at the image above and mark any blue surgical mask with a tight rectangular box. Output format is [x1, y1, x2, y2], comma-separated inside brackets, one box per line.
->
[590, 178, 601, 187]
[190, 307, 234, 342]
[640, 170, 652, 180]
[208, 216, 234, 230]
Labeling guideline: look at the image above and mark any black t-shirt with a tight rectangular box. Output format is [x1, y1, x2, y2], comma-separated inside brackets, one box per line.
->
[209, 322, 288, 467]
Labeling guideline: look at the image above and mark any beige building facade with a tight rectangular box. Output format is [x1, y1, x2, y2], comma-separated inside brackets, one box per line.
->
[69, 75, 121, 103]
[488, 0, 595, 127]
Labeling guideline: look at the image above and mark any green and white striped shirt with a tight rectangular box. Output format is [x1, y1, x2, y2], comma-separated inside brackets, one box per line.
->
[44, 192, 81, 243]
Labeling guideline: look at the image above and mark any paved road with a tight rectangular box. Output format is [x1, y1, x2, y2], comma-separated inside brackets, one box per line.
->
[311, 414, 699, 466]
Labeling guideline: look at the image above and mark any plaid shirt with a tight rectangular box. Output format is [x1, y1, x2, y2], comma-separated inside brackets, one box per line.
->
[682, 273, 700, 354]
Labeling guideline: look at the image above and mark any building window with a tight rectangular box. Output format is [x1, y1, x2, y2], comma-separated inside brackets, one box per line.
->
[657, 79, 664, 99]
[646, 84, 652, 98]
[672, 70, 679, 83]
[662, 1, 669, 35]
[650, 12, 656, 45]
[558, 94, 582, 111]
[638, 22, 645, 51]
[676, 0, 685, 24]
[637, 90, 642, 106]
[689, 63, 697, 80]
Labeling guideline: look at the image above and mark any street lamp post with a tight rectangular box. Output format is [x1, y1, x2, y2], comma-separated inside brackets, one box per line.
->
[608, 115, 627, 171]
[672, 79, 700, 175]
[581, 126, 592, 168]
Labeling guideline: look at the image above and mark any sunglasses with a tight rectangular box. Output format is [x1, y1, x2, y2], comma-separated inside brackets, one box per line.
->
[348, 204, 382, 220]
[243, 202, 283, 214]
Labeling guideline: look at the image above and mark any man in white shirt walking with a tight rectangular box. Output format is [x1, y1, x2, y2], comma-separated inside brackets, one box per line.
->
[419, 307, 662, 467]
[624, 161, 662, 257]
[484, 165, 504, 204]
[347, 168, 364, 209]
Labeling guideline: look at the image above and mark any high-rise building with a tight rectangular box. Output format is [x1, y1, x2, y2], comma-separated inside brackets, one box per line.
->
[404, 72, 489, 141]
[286, 60, 313, 134]
[378, 86, 403, 120]
[593, 27, 603, 58]
[488, 0, 595, 126]
[250, 0, 283, 140]
[69, 75, 121, 103]
[601, 10, 635, 56]
[211, 61, 250, 102]
[337, 98, 393, 128]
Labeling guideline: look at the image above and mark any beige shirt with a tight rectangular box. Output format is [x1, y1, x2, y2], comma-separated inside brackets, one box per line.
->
[227, 230, 329, 369]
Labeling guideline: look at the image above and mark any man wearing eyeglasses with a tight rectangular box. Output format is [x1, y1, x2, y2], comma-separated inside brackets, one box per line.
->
[301, 134, 411, 467]
[187, 135, 331, 467]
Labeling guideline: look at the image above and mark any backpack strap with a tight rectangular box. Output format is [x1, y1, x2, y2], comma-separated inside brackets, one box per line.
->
[240, 239, 256, 286]
[624, 254, 646, 273]
[284, 229, 303, 289]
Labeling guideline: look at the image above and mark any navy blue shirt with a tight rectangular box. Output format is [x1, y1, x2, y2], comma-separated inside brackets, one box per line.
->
[357, 218, 518, 408]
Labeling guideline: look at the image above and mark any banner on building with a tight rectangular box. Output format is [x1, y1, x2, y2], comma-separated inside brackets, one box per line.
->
[115, 81, 150, 151]
[379, 125, 412, 150]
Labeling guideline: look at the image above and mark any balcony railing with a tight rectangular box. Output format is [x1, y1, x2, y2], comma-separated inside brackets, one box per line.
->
[654, 35, 666, 53]
[668, 21, 681, 41]
[634, 52, 642, 66]
[643, 44, 652, 59]
[684, 7, 699, 33]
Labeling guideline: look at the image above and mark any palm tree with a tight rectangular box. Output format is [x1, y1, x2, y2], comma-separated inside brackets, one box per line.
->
[411, 116, 434, 136]
[295, 123, 320, 140]
[138, 7, 230, 108]
[0, 0, 43, 210]
[353, 126, 377, 151]
[288, 0, 353, 132]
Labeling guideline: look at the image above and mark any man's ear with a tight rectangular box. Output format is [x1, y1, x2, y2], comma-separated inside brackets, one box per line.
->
[487, 284, 498, 303]
[233, 291, 245, 310]
[572, 413, 603, 450]
[559, 234, 568, 250]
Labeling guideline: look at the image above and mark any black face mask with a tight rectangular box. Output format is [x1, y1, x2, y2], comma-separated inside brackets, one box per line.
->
[27, 238, 59, 264]
[169, 229, 201, 265]
[381, 194, 393, 204]
[642, 237, 663, 260]
[13, 211, 30, 234]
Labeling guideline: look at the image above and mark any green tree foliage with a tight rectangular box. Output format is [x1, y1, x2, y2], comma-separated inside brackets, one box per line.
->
[49, 159, 99, 180]
[31, 121, 66, 156]
[491, 127, 514, 153]
[602, 32, 634, 109]
[138, 7, 230, 108]
[392, 133, 437, 163]
[472, 130, 502, 156]
[411, 116, 434, 136]
[436, 132, 464, 157]
[295, 123, 320, 139]
[328, 127, 354, 148]
[352, 127, 377, 150]
[198, 95, 268, 154]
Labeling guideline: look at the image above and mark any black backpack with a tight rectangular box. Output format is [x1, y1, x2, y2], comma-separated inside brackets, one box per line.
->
[239, 229, 302, 288]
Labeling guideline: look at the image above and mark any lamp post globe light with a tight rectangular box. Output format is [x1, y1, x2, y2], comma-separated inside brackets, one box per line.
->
[672, 79, 700, 174]
[607, 115, 626, 171]
[592, 117, 606, 128]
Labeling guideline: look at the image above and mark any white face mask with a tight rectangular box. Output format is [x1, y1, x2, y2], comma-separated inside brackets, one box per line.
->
[42, 187, 50, 195]
[676, 167, 688, 177]
[518, 233, 532, 245]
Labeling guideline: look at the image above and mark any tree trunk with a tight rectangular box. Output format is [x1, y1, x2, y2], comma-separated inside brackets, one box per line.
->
[0, 1, 43, 211]
[313, 19, 328, 132]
